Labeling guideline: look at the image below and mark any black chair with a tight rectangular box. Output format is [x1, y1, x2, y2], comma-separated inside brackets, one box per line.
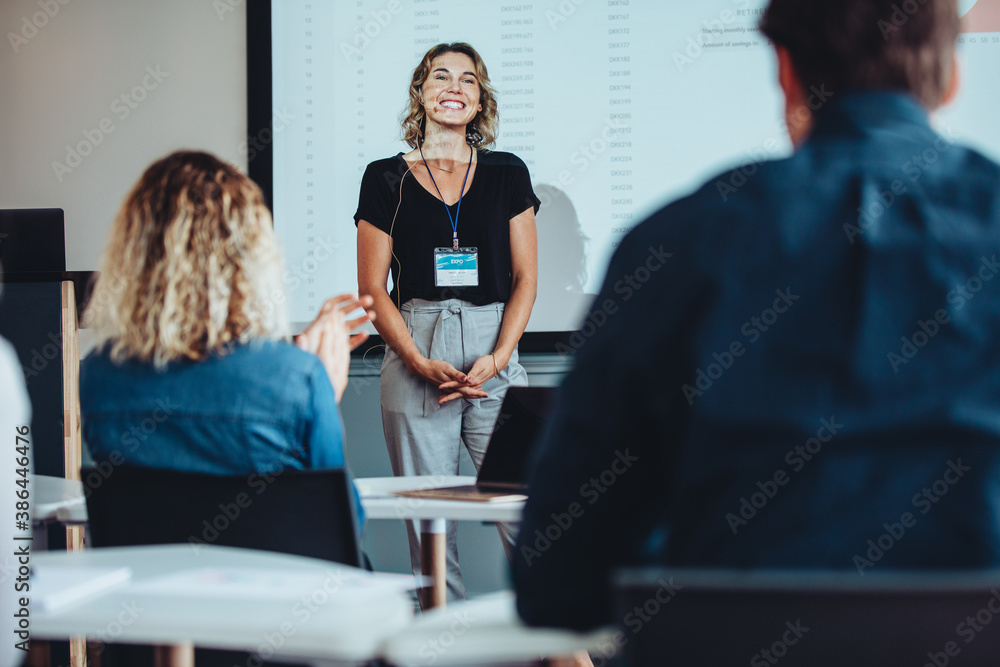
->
[82, 465, 363, 667]
[614, 567, 1000, 667]
[83, 465, 362, 566]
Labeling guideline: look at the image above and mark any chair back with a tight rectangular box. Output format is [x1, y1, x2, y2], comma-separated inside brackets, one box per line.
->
[614, 567, 1000, 666]
[84, 466, 362, 567]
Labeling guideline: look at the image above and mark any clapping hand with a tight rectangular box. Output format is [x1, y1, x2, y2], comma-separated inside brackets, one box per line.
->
[295, 294, 375, 403]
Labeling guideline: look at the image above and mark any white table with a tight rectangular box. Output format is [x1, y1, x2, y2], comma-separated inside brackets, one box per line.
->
[32, 478, 604, 665]
[381, 592, 615, 666]
[357, 476, 524, 608]
[34, 474, 525, 610]
[33, 474, 86, 523]
[31, 544, 413, 666]
[357, 475, 524, 522]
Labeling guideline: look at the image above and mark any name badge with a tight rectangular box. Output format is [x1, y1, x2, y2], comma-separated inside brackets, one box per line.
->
[434, 247, 479, 287]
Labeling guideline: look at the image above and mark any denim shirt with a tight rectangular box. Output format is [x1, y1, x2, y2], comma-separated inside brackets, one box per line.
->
[80, 339, 363, 524]
[515, 92, 1000, 630]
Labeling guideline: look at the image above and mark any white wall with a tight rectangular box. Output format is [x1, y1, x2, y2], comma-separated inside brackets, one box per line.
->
[0, 0, 248, 271]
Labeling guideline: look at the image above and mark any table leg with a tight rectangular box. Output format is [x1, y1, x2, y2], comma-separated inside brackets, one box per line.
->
[419, 518, 447, 609]
[153, 643, 194, 667]
[24, 640, 50, 666]
[66, 525, 86, 667]
[68, 637, 85, 667]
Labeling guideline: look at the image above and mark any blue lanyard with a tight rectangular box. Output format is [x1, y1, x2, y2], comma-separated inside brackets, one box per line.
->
[420, 144, 474, 250]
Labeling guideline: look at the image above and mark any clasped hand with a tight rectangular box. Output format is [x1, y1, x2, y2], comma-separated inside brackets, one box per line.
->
[413, 354, 500, 405]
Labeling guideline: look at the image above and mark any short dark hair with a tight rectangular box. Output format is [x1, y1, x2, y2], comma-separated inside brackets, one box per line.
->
[759, 0, 959, 108]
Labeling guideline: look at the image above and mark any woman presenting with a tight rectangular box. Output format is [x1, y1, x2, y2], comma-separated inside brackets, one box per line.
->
[356, 42, 538, 601]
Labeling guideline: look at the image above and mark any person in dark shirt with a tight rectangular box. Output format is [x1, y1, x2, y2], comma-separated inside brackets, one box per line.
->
[515, 0, 1000, 631]
[356, 42, 539, 601]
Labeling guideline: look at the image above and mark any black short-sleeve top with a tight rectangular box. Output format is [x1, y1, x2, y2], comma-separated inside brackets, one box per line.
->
[354, 150, 540, 307]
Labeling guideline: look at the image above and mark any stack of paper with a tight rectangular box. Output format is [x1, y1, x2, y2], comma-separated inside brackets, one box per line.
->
[30, 566, 132, 612]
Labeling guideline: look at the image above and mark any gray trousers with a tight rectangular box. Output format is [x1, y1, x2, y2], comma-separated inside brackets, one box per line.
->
[381, 298, 527, 602]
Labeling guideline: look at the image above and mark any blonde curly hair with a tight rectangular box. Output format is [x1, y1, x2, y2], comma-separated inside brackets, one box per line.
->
[84, 150, 288, 367]
[401, 42, 499, 150]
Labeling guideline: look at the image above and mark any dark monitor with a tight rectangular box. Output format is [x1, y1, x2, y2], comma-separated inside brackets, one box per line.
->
[0, 208, 66, 276]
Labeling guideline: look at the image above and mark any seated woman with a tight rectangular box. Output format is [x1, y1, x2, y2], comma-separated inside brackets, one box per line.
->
[80, 151, 372, 515]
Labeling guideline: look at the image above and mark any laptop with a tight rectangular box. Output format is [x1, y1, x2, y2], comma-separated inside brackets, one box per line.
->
[393, 386, 552, 502]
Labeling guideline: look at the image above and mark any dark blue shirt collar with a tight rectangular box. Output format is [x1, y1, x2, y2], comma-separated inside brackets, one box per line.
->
[810, 90, 933, 139]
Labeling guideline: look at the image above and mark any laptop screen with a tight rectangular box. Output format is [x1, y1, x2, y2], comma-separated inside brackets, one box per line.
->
[476, 386, 553, 486]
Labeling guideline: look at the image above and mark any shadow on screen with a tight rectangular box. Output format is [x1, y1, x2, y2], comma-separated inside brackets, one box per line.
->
[534, 184, 596, 330]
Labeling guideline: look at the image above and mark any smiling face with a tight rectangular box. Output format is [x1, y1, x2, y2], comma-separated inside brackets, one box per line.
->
[420, 51, 483, 133]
